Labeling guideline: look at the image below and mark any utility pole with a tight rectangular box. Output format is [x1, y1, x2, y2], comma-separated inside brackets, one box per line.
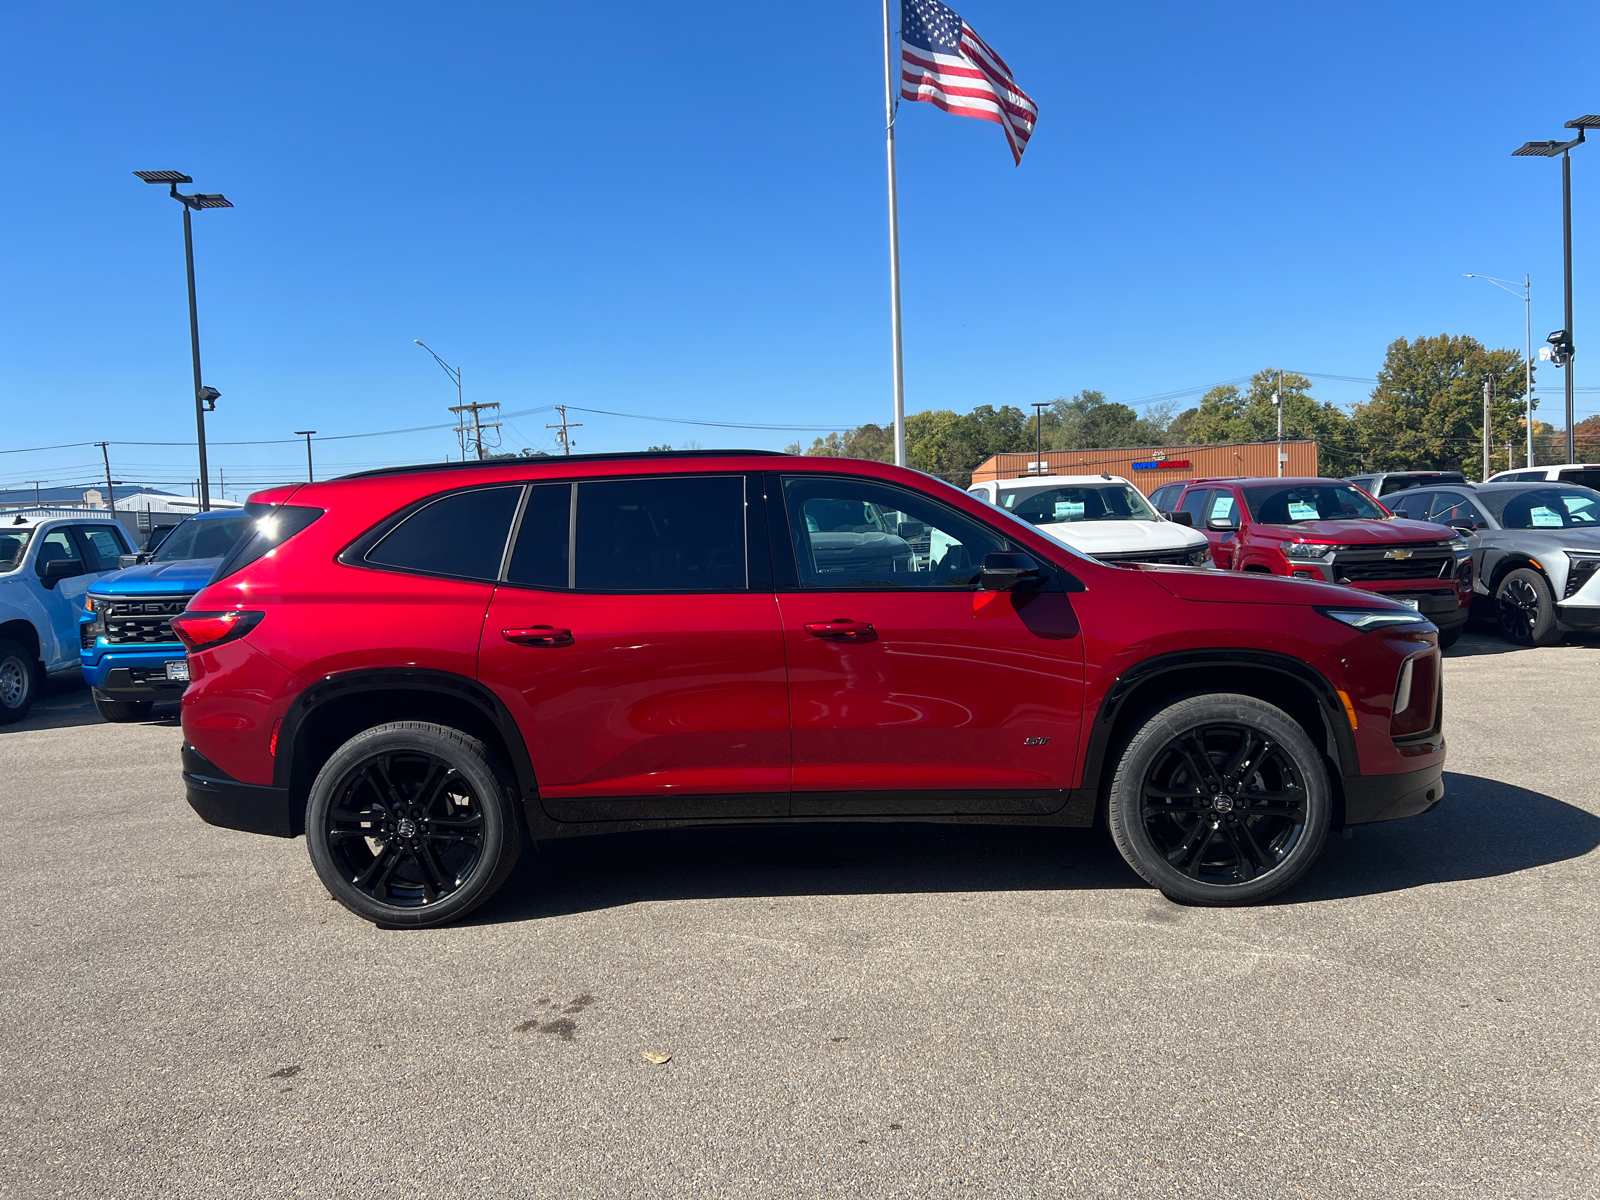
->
[26, 481, 41, 505]
[546, 404, 582, 455]
[295, 431, 316, 481]
[1274, 370, 1284, 478]
[1483, 377, 1493, 481]
[450, 401, 502, 461]
[95, 442, 116, 511]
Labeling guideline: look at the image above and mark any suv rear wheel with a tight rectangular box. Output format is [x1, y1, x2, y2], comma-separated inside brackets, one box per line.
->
[306, 721, 524, 928]
[0, 640, 37, 726]
[1107, 694, 1331, 905]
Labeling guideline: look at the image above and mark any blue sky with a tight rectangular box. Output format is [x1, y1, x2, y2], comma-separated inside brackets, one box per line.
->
[3, 1, 1598, 498]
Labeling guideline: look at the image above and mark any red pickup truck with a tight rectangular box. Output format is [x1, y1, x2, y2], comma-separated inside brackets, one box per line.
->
[1160, 477, 1474, 646]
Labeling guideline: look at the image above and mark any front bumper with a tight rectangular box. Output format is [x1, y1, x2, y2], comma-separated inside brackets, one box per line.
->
[82, 644, 189, 700]
[1341, 761, 1445, 826]
[183, 742, 298, 838]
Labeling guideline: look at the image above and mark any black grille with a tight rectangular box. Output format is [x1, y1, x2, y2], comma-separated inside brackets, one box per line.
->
[102, 596, 188, 646]
[1332, 546, 1453, 583]
[1099, 549, 1195, 566]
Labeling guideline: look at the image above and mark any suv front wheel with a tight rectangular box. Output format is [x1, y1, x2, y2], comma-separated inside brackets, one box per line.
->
[1107, 694, 1331, 905]
[306, 721, 524, 927]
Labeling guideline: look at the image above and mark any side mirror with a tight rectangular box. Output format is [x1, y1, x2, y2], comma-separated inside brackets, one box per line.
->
[1167, 511, 1194, 527]
[41, 558, 86, 587]
[1449, 520, 1478, 533]
[1207, 517, 1239, 532]
[897, 520, 927, 540]
[980, 551, 1045, 591]
[117, 554, 141, 569]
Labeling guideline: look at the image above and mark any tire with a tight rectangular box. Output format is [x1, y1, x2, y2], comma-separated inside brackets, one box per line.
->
[0, 640, 37, 726]
[1106, 693, 1332, 906]
[1495, 568, 1560, 647]
[306, 721, 523, 928]
[1437, 625, 1463, 650]
[94, 695, 154, 722]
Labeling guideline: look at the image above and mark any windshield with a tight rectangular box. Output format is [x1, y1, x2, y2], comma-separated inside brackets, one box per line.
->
[152, 514, 253, 562]
[1481, 487, 1600, 530]
[0, 527, 33, 573]
[998, 483, 1160, 525]
[1243, 483, 1389, 524]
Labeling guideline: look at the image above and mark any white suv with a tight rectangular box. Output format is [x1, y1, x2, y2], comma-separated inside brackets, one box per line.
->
[1487, 464, 1600, 491]
[0, 511, 133, 723]
[967, 474, 1213, 567]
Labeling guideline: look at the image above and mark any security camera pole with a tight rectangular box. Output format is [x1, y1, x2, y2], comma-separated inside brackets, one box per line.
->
[134, 171, 233, 512]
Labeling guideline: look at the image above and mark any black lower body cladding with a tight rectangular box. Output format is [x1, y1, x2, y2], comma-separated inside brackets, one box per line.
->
[182, 742, 298, 838]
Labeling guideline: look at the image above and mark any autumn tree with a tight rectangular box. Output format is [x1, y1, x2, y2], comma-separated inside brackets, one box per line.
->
[1351, 335, 1531, 479]
[1181, 370, 1359, 474]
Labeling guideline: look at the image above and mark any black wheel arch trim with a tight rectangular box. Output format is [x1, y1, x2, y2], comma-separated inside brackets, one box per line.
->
[272, 667, 540, 807]
[1081, 648, 1358, 805]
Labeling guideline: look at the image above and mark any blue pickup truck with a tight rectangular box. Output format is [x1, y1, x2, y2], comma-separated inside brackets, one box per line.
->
[80, 509, 252, 721]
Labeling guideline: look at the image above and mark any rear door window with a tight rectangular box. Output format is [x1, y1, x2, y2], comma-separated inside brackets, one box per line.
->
[505, 483, 573, 588]
[575, 475, 746, 592]
[1557, 467, 1600, 490]
[364, 486, 523, 581]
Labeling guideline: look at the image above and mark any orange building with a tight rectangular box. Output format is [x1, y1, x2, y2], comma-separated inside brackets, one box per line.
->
[969, 440, 1320, 496]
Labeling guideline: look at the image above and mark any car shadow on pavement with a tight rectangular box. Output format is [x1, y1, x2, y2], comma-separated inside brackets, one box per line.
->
[0, 673, 179, 734]
[474, 770, 1600, 923]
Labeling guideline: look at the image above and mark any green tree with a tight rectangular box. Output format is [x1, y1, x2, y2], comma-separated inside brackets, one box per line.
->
[1045, 390, 1160, 449]
[1183, 369, 1359, 475]
[1351, 335, 1532, 479]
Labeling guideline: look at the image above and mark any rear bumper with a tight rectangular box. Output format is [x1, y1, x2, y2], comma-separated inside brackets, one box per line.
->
[1341, 761, 1445, 826]
[182, 742, 298, 838]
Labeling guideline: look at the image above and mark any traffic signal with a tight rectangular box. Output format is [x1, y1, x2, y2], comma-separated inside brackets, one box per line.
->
[1547, 329, 1573, 366]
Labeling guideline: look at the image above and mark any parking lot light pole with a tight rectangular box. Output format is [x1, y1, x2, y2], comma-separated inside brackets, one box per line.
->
[134, 171, 233, 512]
[295, 431, 317, 482]
[1465, 274, 1534, 466]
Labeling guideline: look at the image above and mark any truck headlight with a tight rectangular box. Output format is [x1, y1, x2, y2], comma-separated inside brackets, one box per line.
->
[1281, 542, 1338, 560]
[1448, 537, 1470, 554]
[1188, 547, 1213, 567]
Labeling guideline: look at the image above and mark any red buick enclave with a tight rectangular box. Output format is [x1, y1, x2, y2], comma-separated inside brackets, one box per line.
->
[174, 452, 1447, 926]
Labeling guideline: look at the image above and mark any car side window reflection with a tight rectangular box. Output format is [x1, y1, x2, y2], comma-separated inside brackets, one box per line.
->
[1429, 492, 1487, 529]
[781, 476, 1007, 590]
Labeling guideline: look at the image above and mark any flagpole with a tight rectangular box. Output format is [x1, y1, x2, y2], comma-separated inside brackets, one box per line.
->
[882, 0, 907, 468]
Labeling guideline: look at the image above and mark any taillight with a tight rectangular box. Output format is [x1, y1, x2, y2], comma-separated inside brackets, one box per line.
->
[169, 610, 264, 652]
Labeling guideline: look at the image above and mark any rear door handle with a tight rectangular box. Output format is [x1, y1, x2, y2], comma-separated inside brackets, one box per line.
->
[502, 626, 574, 647]
[804, 619, 876, 641]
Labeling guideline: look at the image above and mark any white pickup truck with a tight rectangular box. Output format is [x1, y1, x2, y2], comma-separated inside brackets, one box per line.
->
[0, 511, 134, 723]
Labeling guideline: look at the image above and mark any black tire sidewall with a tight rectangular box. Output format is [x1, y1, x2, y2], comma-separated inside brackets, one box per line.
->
[1496, 568, 1558, 646]
[0, 640, 36, 725]
[305, 721, 522, 928]
[1107, 693, 1331, 905]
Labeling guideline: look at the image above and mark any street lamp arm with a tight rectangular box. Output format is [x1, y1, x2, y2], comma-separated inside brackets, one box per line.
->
[1464, 273, 1528, 299]
[413, 340, 461, 385]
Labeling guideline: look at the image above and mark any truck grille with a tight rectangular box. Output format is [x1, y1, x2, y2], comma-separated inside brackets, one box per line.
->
[102, 596, 188, 646]
[1333, 545, 1453, 584]
[1098, 549, 1196, 567]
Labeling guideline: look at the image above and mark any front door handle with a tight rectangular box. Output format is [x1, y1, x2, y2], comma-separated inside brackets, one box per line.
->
[804, 619, 876, 641]
[502, 626, 574, 647]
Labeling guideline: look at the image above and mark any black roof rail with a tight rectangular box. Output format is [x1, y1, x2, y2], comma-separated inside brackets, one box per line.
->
[334, 448, 785, 482]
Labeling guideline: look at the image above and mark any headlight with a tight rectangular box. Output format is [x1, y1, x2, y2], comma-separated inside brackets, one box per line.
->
[1281, 542, 1337, 560]
[1187, 547, 1213, 567]
[1318, 607, 1432, 631]
[1566, 552, 1600, 598]
[1448, 538, 1470, 554]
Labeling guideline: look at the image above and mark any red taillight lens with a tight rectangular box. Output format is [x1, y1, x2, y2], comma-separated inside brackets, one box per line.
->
[169, 610, 264, 652]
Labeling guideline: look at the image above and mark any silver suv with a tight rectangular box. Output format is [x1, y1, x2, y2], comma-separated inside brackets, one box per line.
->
[1383, 482, 1600, 645]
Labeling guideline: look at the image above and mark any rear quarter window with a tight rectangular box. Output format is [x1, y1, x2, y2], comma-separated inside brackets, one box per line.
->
[364, 486, 523, 581]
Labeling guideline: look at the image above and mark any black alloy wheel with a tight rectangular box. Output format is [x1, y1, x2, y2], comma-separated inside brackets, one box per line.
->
[1139, 724, 1307, 886]
[1107, 693, 1331, 905]
[306, 722, 523, 927]
[1495, 567, 1559, 647]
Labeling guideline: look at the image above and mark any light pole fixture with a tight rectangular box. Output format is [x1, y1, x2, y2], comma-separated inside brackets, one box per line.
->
[134, 170, 233, 512]
[1513, 115, 1599, 463]
[295, 431, 317, 482]
[1465, 273, 1534, 467]
[414, 339, 468, 457]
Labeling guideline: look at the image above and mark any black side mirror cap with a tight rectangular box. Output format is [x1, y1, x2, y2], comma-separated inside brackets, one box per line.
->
[41, 558, 86, 586]
[1168, 511, 1194, 526]
[980, 551, 1045, 591]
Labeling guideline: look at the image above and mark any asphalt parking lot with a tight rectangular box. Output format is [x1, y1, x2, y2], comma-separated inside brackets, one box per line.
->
[3, 630, 1598, 1200]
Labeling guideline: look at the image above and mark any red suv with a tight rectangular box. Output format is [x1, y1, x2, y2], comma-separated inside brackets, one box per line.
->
[175, 452, 1447, 926]
[1163, 477, 1473, 647]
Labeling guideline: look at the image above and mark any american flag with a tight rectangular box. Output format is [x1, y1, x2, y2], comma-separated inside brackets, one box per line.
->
[899, 0, 1038, 165]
